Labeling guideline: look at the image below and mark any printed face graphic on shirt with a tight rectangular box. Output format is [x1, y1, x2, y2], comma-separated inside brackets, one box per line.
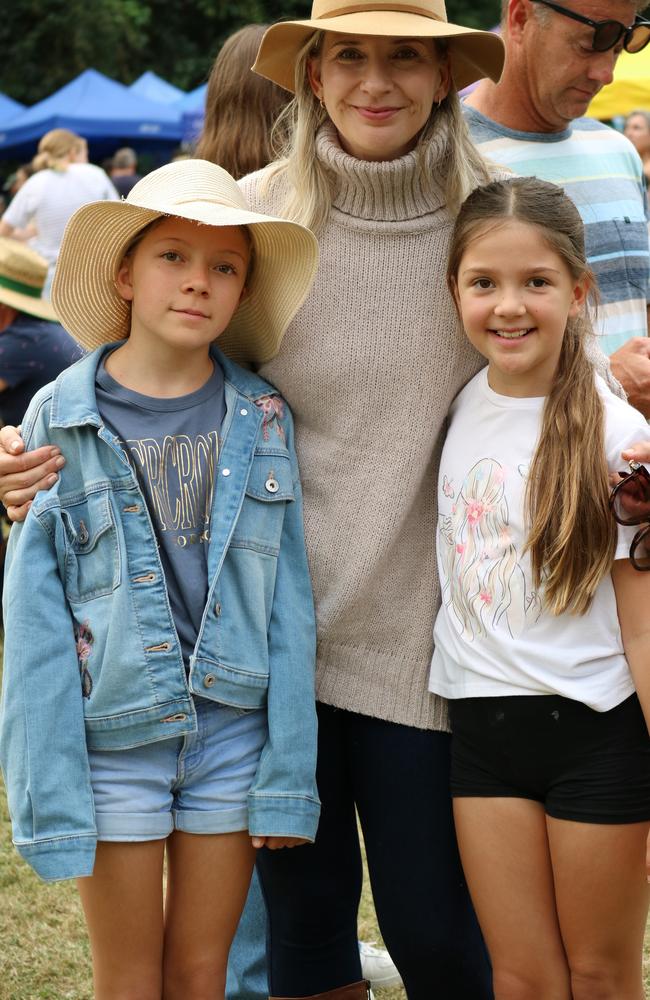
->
[439, 458, 541, 640]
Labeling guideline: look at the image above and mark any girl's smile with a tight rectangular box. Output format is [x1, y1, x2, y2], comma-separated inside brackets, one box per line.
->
[453, 219, 588, 397]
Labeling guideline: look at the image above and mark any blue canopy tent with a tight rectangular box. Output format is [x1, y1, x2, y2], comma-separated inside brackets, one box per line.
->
[177, 83, 208, 146]
[129, 71, 185, 105]
[0, 69, 183, 160]
[0, 92, 25, 128]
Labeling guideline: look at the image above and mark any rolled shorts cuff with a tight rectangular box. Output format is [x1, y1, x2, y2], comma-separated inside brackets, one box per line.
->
[173, 805, 249, 835]
[96, 811, 173, 841]
[96, 806, 250, 840]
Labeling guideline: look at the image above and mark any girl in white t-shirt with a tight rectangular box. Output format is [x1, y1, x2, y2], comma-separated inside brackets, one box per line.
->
[430, 176, 650, 1000]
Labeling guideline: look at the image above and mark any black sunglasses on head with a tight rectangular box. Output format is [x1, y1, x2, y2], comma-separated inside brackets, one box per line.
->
[531, 0, 650, 52]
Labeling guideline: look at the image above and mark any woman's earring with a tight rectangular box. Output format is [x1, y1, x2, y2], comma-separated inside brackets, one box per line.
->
[319, 99, 326, 111]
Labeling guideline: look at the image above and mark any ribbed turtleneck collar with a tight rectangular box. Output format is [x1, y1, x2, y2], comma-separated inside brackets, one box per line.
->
[315, 120, 449, 223]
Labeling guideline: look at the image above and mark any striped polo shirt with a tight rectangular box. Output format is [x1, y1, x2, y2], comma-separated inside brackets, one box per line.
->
[464, 105, 650, 356]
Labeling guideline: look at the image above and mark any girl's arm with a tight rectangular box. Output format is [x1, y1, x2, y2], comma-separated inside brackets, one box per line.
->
[246, 405, 320, 849]
[611, 558, 650, 734]
[612, 559, 650, 884]
[0, 391, 97, 881]
[1, 508, 97, 881]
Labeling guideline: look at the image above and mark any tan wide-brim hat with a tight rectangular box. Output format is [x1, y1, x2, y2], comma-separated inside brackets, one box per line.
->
[252, 0, 505, 93]
[51, 159, 319, 365]
[0, 238, 57, 322]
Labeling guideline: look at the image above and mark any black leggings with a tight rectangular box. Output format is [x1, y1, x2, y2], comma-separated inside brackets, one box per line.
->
[257, 703, 493, 999]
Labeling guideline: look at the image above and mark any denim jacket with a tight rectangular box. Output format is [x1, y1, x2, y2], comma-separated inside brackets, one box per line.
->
[0, 344, 319, 882]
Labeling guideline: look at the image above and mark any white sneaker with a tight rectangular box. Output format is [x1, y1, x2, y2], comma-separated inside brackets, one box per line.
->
[359, 940, 403, 990]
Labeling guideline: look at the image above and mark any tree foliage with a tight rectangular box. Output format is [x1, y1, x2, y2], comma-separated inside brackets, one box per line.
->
[448, 0, 501, 29]
[0, 0, 500, 105]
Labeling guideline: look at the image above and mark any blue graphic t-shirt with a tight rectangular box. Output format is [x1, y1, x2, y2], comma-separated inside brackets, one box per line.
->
[95, 357, 226, 666]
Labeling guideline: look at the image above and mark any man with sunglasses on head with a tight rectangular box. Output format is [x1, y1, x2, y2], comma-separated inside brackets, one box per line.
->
[465, 0, 650, 416]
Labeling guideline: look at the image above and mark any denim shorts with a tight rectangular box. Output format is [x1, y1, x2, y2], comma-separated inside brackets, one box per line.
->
[88, 697, 267, 840]
[449, 693, 650, 824]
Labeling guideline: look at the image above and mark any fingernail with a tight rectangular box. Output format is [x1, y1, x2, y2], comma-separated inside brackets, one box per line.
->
[10, 440, 20, 452]
[46, 474, 58, 486]
[55, 457, 65, 468]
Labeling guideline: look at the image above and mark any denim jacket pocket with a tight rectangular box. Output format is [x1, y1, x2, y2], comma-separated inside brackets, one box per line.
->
[61, 491, 121, 602]
[231, 453, 295, 556]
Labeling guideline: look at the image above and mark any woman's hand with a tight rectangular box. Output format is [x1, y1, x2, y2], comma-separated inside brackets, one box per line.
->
[610, 338, 650, 417]
[251, 835, 309, 850]
[0, 425, 65, 521]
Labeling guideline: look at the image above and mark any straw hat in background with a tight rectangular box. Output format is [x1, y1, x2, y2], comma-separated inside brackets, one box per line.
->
[252, 0, 505, 93]
[52, 159, 319, 365]
[0, 239, 57, 322]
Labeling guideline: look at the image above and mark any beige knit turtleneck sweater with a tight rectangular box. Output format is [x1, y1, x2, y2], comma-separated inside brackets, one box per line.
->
[240, 123, 484, 732]
[240, 125, 622, 732]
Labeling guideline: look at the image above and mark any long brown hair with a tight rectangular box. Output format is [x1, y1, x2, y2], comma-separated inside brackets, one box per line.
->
[194, 24, 291, 179]
[447, 177, 616, 616]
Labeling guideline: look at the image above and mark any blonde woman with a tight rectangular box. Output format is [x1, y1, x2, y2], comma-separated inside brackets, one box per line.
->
[0, 128, 118, 294]
[236, 5, 505, 998]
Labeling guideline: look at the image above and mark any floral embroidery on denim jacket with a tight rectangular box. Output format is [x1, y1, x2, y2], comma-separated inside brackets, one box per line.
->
[74, 621, 94, 698]
[255, 395, 286, 444]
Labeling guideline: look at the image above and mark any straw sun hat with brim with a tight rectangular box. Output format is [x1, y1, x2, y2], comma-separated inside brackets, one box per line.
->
[0, 239, 57, 322]
[51, 159, 319, 365]
[252, 0, 505, 93]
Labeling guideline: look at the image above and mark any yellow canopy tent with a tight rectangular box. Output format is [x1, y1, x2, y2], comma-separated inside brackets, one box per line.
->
[587, 47, 650, 119]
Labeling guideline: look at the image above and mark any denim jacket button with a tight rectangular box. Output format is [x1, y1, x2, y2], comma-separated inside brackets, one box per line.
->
[222, 468, 231, 477]
[204, 674, 216, 687]
[265, 477, 279, 494]
[214, 603, 222, 616]
[240, 408, 248, 416]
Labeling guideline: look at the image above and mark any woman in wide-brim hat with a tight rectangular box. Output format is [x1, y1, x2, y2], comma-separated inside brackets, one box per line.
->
[238, 3, 504, 999]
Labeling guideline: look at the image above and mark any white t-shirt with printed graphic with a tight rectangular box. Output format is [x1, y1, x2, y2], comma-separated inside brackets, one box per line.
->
[429, 368, 649, 712]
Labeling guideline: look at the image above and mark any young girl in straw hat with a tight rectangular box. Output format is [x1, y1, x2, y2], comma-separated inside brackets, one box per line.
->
[0, 158, 319, 1000]
[1, 4, 507, 998]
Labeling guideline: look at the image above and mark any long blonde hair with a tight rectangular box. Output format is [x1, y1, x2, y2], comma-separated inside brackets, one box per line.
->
[263, 31, 493, 233]
[32, 128, 84, 172]
[447, 177, 616, 616]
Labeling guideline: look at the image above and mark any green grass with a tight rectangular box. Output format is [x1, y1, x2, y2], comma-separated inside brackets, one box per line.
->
[0, 786, 92, 999]
[1, 777, 648, 1000]
[0, 780, 648, 998]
